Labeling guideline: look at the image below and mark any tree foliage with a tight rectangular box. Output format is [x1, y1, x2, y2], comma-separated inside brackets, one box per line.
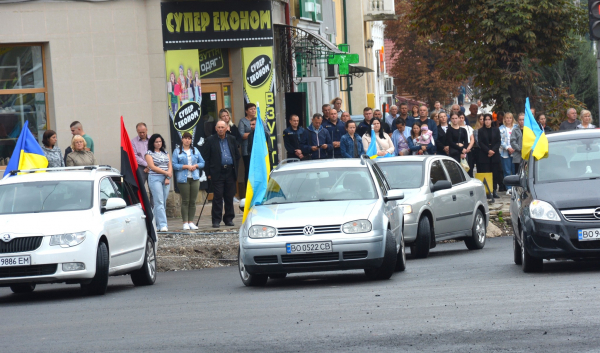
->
[385, 0, 463, 105]
[538, 86, 587, 131]
[410, 0, 588, 112]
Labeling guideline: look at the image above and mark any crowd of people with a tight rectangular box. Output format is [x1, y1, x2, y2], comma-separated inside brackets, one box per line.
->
[33, 98, 594, 231]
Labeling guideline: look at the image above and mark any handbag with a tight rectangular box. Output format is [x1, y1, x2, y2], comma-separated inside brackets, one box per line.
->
[461, 157, 470, 172]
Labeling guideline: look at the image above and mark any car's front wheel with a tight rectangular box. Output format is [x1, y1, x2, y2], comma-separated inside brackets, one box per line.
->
[81, 241, 109, 296]
[521, 229, 543, 272]
[412, 216, 431, 258]
[238, 247, 268, 286]
[365, 229, 397, 280]
[131, 237, 157, 286]
[465, 210, 486, 250]
[10, 283, 35, 294]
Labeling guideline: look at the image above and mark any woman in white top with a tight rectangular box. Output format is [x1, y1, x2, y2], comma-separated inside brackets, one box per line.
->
[362, 118, 395, 156]
[577, 110, 596, 129]
[499, 113, 519, 194]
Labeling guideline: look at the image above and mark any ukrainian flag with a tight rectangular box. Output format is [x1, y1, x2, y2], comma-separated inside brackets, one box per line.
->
[3, 121, 48, 177]
[366, 128, 393, 159]
[242, 104, 271, 224]
[522, 98, 549, 161]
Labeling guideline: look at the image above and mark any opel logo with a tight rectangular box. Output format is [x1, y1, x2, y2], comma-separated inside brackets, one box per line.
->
[303, 225, 315, 236]
[594, 207, 600, 220]
[1, 234, 11, 242]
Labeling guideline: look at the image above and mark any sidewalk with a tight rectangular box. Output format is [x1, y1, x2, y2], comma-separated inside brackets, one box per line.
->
[164, 200, 243, 233]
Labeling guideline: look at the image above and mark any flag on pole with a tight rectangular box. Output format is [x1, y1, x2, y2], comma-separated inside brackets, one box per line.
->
[120, 117, 157, 242]
[522, 98, 549, 161]
[242, 104, 271, 224]
[3, 121, 48, 177]
[366, 128, 393, 159]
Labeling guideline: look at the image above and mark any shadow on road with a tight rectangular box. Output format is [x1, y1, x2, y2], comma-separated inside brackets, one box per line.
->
[408, 248, 471, 260]
[260, 271, 384, 289]
[541, 259, 600, 274]
[0, 283, 136, 304]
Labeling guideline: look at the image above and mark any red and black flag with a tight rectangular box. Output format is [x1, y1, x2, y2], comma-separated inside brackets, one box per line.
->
[120, 116, 156, 242]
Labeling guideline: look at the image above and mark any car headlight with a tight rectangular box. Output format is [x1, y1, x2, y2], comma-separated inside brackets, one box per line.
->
[342, 220, 372, 234]
[530, 200, 560, 221]
[50, 231, 87, 248]
[400, 205, 412, 214]
[248, 225, 276, 239]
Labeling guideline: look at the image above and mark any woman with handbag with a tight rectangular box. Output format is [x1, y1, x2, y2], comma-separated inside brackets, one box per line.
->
[173, 132, 205, 231]
[445, 113, 469, 165]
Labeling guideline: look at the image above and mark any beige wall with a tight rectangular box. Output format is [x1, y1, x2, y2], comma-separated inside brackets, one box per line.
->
[0, 0, 166, 169]
[346, 1, 367, 111]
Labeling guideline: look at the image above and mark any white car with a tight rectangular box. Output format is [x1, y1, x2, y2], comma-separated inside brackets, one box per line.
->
[0, 166, 156, 295]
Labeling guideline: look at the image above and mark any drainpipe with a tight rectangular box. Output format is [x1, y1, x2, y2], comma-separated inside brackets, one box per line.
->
[285, 1, 293, 93]
[343, 0, 352, 114]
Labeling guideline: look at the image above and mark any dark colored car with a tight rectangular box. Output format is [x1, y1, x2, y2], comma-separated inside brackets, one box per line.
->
[504, 129, 600, 272]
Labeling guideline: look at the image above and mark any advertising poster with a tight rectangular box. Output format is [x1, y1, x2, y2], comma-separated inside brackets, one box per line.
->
[165, 50, 202, 153]
[242, 46, 278, 165]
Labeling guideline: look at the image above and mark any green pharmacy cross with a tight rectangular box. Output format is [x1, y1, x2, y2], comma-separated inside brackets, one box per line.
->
[328, 53, 359, 76]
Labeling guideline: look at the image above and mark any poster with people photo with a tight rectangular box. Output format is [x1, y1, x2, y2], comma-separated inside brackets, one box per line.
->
[165, 50, 203, 153]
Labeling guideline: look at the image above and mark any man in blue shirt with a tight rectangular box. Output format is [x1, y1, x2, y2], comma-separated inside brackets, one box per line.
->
[283, 114, 306, 159]
[415, 105, 438, 153]
[323, 109, 346, 158]
[303, 113, 333, 159]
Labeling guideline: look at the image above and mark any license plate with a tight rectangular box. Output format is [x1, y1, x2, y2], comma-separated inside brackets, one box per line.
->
[578, 228, 600, 241]
[286, 242, 332, 254]
[0, 256, 31, 267]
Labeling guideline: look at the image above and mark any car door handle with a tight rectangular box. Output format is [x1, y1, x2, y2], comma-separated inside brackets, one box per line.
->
[452, 195, 457, 201]
[125, 218, 131, 223]
[470, 191, 474, 197]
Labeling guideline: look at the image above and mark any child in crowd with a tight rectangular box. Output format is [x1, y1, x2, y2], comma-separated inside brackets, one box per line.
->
[417, 125, 434, 151]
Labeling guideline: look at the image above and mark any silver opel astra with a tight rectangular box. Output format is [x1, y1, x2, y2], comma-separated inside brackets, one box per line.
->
[238, 158, 406, 286]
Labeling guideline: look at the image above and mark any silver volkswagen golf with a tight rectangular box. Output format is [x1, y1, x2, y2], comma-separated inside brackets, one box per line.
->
[238, 158, 406, 286]
[375, 156, 489, 258]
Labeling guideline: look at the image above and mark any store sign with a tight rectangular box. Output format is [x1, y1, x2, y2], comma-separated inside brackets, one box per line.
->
[161, 1, 273, 50]
[299, 0, 323, 23]
[245, 55, 272, 88]
[199, 49, 224, 77]
[173, 102, 201, 132]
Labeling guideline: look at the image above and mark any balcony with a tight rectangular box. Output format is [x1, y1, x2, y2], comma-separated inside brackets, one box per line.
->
[364, 0, 398, 21]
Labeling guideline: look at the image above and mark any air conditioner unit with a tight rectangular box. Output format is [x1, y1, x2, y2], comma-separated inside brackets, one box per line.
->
[384, 77, 393, 92]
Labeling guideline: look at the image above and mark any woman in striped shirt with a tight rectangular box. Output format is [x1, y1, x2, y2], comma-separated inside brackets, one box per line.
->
[145, 133, 173, 232]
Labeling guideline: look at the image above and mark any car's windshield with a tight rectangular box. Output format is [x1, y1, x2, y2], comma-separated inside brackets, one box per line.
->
[0, 181, 93, 214]
[378, 162, 423, 189]
[263, 168, 377, 205]
[535, 138, 600, 183]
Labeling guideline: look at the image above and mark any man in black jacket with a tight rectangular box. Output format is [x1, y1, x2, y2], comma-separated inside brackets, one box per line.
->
[204, 121, 241, 228]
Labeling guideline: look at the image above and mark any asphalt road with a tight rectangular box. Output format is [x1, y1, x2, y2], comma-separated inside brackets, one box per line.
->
[2, 236, 600, 353]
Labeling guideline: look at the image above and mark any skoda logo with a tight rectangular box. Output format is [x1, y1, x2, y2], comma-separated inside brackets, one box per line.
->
[1, 234, 11, 242]
[303, 225, 315, 236]
[594, 208, 600, 220]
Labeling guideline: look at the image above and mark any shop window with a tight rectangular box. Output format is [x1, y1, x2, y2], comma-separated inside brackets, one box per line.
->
[0, 45, 49, 170]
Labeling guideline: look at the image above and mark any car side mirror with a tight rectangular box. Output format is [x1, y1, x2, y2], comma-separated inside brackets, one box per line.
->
[384, 190, 404, 203]
[102, 198, 127, 213]
[239, 198, 245, 212]
[430, 180, 452, 193]
[503, 175, 520, 187]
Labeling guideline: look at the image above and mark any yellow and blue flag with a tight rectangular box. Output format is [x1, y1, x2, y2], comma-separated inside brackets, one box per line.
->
[366, 128, 393, 159]
[242, 104, 271, 224]
[3, 121, 48, 177]
[522, 97, 549, 161]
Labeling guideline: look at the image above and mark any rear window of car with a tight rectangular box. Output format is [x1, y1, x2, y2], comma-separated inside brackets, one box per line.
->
[535, 138, 600, 183]
[263, 168, 377, 204]
[0, 181, 93, 214]
[377, 162, 423, 189]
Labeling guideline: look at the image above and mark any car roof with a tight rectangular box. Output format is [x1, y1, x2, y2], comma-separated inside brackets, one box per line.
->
[0, 167, 120, 185]
[274, 158, 369, 172]
[374, 155, 454, 164]
[546, 129, 600, 142]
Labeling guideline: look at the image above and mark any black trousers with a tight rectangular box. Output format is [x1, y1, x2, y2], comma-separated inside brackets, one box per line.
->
[468, 149, 478, 178]
[242, 155, 250, 184]
[211, 166, 236, 224]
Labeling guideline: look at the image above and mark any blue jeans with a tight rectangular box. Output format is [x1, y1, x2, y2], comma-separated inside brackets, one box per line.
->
[148, 174, 170, 229]
[501, 157, 514, 189]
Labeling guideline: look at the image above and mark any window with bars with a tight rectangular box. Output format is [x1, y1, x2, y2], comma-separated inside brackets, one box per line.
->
[0, 44, 49, 169]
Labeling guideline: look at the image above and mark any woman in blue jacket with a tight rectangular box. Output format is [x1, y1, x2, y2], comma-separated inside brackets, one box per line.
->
[172, 132, 205, 230]
[340, 120, 365, 158]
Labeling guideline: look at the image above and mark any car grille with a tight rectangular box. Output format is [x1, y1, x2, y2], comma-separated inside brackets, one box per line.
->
[343, 251, 368, 260]
[281, 252, 340, 263]
[561, 208, 600, 223]
[277, 225, 341, 236]
[0, 236, 43, 254]
[254, 255, 278, 264]
[0, 264, 57, 278]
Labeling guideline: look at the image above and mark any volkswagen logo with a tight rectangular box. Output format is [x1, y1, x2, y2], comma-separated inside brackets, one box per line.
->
[303, 225, 315, 236]
[594, 207, 600, 220]
[1, 234, 11, 242]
